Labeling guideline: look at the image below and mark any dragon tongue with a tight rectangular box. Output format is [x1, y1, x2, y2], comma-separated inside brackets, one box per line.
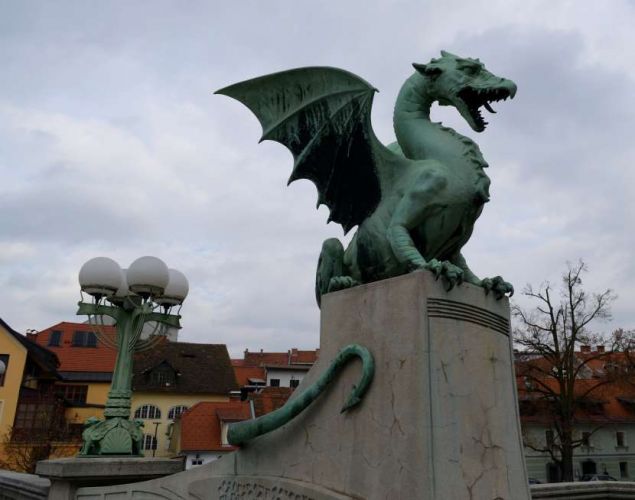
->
[484, 101, 497, 114]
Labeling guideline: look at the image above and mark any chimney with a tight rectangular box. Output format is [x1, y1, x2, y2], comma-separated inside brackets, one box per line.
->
[596, 345, 605, 353]
[581, 345, 591, 353]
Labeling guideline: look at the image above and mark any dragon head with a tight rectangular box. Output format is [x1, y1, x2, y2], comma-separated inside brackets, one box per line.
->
[413, 50, 517, 132]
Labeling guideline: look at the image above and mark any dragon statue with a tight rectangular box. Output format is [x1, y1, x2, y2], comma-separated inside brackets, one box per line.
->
[217, 50, 517, 305]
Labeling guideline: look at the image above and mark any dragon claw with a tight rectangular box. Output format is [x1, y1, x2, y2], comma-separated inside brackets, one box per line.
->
[423, 259, 464, 291]
[328, 276, 360, 293]
[480, 276, 513, 300]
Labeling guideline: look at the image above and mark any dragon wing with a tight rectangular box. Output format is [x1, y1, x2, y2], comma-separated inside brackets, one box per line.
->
[216, 67, 385, 233]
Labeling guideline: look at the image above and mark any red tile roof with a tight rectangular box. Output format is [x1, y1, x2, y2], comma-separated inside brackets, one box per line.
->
[243, 351, 288, 366]
[233, 366, 266, 386]
[516, 349, 635, 424]
[249, 387, 293, 417]
[291, 349, 319, 364]
[239, 348, 319, 368]
[216, 407, 249, 421]
[31, 322, 117, 373]
[178, 391, 293, 452]
[179, 401, 251, 452]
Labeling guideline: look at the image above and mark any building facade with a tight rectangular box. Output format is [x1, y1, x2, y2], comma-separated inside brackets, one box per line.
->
[29, 322, 238, 458]
[518, 346, 635, 483]
[30, 322, 116, 430]
[0, 318, 72, 471]
[233, 348, 318, 397]
[131, 341, 238, 457]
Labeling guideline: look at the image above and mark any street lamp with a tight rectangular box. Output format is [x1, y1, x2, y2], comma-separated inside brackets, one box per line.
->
[76, 256, 188, 457]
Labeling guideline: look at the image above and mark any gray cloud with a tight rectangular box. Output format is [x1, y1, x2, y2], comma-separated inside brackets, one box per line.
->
[1, 1, 634, 355]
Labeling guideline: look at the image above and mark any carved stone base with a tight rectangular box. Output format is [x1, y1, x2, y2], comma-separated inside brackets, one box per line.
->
[74, 271, 530, 499]
[35, 457, 184, 500]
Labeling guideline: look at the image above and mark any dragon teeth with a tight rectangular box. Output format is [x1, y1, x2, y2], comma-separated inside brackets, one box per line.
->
[484, 102, 497, 113]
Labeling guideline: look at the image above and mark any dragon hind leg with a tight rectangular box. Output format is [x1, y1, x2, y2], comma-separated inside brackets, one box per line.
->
[315, 238, 359, 307]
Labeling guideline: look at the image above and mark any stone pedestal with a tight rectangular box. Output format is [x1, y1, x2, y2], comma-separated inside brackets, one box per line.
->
[35, 457, 184, 500]
[74, 271, 530, 500]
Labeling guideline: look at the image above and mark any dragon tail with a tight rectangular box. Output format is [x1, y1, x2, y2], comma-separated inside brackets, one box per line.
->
[227, 344, 375, 446]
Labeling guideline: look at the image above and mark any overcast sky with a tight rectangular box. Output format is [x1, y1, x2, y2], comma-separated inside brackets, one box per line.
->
[1, 1, 634, 357]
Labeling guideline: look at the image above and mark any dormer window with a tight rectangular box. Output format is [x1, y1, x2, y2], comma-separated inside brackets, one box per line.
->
[72, 331, 97, 347]
[48, 330, 62, 346]
[147, 361, 177, 387]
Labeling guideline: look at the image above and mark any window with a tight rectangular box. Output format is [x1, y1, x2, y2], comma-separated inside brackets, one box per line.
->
[545, 430, 555, 450]
[581, 459, 597, 476]
[58, 385, 88, 404]
[13, 401, 61, 430]
[168, 405, 188, 420]
[620, 461, 629, 478]
[269, 379, 280, 387]
[191, 453, 203, 466]
[581, 432, 592, 447]
[48, 331, 62, 346]
[290, 379, 300, 389]
[72, 331, 97, 347]
[0, 355, 9, 386]
[150, 367, 175, 387]
[134, 405, 161, 419]
[142, 434, 157, 450]
[617, 431, 626, 447]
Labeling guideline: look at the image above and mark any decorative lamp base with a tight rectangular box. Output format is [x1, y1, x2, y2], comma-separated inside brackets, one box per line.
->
[79, 417, 144, 457]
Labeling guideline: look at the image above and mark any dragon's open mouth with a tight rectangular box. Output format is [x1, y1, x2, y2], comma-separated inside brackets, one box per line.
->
[458, 86, 514, 132]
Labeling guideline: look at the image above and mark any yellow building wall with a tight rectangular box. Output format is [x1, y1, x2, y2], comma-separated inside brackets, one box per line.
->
[62, 382, 110, 425]
[131, 392, 229, 457]
[0, 325, 28, 462]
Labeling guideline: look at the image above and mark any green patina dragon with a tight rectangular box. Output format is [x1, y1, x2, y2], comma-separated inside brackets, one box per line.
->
[216, 52, 516, 446]
[218, 51, 517, 305]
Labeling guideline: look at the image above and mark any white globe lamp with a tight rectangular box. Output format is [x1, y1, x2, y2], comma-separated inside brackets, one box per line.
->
[79, 257, 123, 298]
[155, 269, 189, 306]
[108, 268, 130, 304]
[126, 256, 170, 298]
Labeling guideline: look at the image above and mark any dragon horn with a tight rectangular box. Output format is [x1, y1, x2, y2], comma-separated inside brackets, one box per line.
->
[412, 62, 428, 72]
[440, 50, 460, 59]
[412, 62, 442, 76]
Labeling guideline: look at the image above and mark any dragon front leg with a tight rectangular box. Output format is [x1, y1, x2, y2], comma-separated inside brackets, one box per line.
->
[452, 253, 514, 299]
[315, 238, 360, 307]
[387, 169, 464, 291]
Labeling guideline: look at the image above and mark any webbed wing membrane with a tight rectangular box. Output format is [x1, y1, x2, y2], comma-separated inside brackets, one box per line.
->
[216, 67, 383, 233]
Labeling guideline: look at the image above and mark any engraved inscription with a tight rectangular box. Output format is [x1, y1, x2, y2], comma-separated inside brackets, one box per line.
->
[218, 479, 314, 499]
[427, 298, 510, 336]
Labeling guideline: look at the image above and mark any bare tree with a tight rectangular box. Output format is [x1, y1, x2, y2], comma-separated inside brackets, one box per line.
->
[0, 391, 80, 473]
[513, 260, 634, 482]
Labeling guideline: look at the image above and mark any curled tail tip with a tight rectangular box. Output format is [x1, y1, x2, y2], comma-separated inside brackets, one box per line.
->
[341, 395, 362, 413]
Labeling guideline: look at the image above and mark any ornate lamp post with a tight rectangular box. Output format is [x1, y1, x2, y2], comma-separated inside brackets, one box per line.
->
[75, 256, 188, 456]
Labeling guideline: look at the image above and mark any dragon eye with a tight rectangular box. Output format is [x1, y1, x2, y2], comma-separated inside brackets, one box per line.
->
[463, 65, 480, 76]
